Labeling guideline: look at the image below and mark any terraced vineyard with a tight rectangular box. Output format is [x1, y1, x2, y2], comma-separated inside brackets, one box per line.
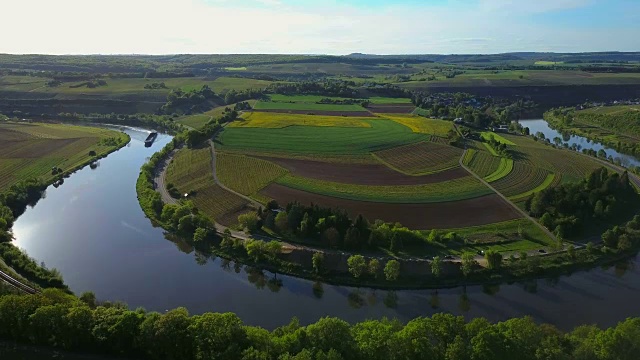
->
[464, 150, 500, 178]
[504, 133, 601, 181]
[491, 162, 555, 199]
[373, 141, 462, 175]
[217, 152, 288, 196]
[485, 158, 514, 183]
[166, 147, 250, 224]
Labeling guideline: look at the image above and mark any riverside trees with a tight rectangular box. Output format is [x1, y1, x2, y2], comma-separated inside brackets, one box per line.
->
[2, 288, 640, 360]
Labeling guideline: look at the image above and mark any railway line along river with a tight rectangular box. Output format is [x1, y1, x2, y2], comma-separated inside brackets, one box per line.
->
[9, 126, 640, 331]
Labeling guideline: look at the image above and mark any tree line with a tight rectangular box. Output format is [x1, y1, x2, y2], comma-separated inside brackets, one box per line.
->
[526, 168, 638, 239]
[1, 288, 640, 360]
[247, 201, 463, 253]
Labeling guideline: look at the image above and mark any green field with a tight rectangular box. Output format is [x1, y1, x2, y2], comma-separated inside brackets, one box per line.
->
[165, 147, 249, 224]
[217, 152, 288, 196]
[231, 112, 374, 128]
[176, 114, 212, 129]
[276, 174, 491, 203]
[218, 119, 429, 155]
[0, 122, 128, 192]
[254, 101, 366, 112]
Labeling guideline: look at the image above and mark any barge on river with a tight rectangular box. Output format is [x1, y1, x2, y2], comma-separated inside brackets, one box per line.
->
[144, 132, 158, 147]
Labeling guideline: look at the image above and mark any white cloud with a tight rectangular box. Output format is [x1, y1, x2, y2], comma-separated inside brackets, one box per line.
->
[0, 0, 636, 54]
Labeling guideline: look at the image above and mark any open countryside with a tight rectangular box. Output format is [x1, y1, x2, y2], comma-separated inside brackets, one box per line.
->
[2, 8, 640, 356]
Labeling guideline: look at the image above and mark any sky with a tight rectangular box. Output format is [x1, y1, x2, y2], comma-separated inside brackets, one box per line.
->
[1, 0, 639, 55]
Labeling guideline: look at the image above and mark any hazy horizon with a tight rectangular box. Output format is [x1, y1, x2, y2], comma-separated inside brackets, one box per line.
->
[1, 0, 638, 55]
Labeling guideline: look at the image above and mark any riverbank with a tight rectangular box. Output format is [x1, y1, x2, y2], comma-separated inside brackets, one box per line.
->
[0, 125, 131, 292]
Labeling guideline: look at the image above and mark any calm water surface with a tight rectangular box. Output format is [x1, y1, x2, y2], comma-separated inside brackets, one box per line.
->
[11, 127, 640, 330]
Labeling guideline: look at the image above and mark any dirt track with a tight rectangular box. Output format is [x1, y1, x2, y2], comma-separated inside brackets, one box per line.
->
[256, 155, 468, 185]
[260, 184, 522, 229]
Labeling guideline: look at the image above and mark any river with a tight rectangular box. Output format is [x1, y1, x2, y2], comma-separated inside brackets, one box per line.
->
[9, 126, 640, 331]
[518, 119, 640, 168]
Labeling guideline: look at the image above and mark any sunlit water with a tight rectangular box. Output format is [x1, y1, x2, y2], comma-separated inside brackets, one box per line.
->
[10, 127, 640, 330]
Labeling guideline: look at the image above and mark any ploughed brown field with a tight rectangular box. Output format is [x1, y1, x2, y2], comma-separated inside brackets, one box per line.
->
[251, 109, 374, 117]
[256, 155, 468, 185]
[260, 184, 522, 229]
[367, 104, 416, 113]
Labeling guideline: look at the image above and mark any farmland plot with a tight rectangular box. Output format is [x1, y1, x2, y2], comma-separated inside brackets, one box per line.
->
[166, 147, 250, 223]
[217, 153, 288, 196]
[276, 174, 491, 203]
[373, 141, 463, 175]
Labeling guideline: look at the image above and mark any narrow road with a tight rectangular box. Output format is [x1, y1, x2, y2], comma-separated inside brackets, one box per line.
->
[0, 269, 39, 294]
[154, 148, 180, 205]
[458, 149, 558, 243]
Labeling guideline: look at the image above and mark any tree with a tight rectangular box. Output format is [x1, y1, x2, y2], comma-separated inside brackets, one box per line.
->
[384, 260, 400, 281]
[189, 312, 249, 360]
[484, 250, 503, 270]
[245, 240, 265, 262]
[431, 256, 442, 279]
[602, 229, 619, 248]
[322, 227, 341, 248]
[347, 255, 367, 278]
[193, 227, 208, 244]
[238, 212, 260, 233]
[312, 252, 324, 274]
[79, 291, 97, 309]
[368, 258, 380, 278]
[461, 253, 477, 278]
[264, 241, 282, 261]
[275, 211, 288, 232]
[618, 234, 633, 251]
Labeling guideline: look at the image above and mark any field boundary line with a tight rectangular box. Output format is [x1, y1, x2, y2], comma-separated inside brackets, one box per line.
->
[459, 149, 558, 243]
